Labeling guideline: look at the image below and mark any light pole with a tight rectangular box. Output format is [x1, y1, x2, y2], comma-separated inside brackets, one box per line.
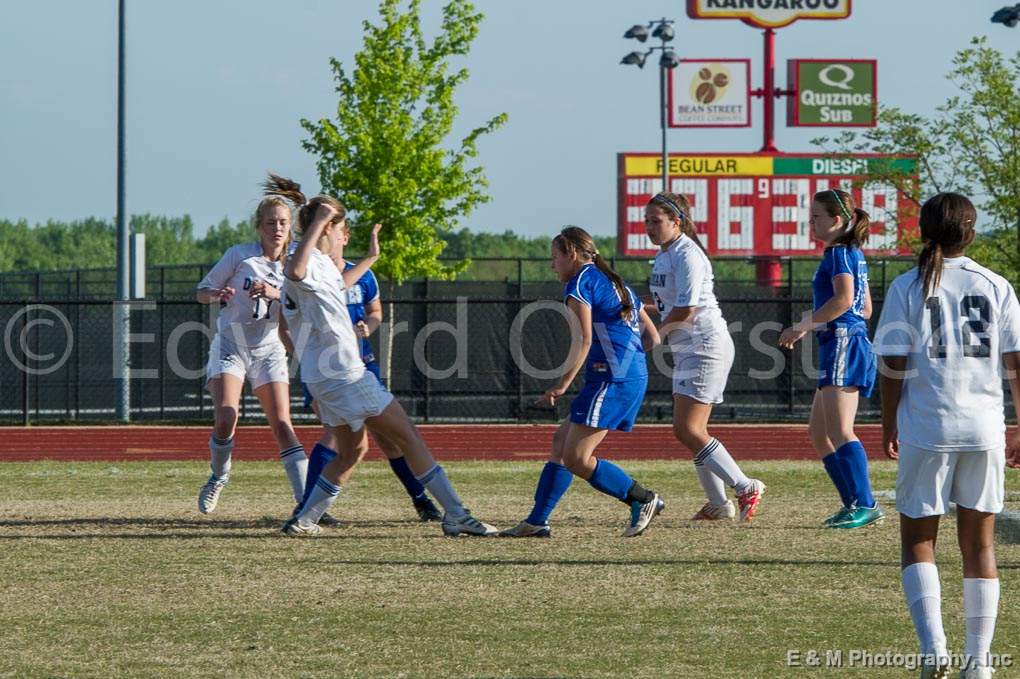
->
[115, 0, 131, 421]
[621, 19, 680, 195]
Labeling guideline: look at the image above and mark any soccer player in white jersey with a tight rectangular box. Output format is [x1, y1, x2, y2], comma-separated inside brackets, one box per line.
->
[875, 193, 1020, 679]
[265, 175, 496, 537]
[645, 192, 766, 522]
[195, 194, 308, 514]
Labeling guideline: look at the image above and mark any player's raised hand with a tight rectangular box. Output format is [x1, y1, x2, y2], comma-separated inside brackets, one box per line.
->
[314, 202, 339, 225]
[367, 223, 382, 259]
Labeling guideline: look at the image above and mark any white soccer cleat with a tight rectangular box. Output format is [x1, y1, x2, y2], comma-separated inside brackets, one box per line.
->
[691, 500, 736, 521]
[623, 493, 665, 537]
[958, 666, 995, 679]
[498, 520, 552, 538]
[281, 518, 322, 537]
[736, 479, 766, 523]
[197, 474, 228, 514]
[441, 512, 498, 537]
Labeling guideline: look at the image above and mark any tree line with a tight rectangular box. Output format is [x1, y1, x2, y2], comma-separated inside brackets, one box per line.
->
[0, 216, 615, 273]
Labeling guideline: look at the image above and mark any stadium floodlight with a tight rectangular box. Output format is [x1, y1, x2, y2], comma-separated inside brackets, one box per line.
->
[624, 24, 649, 42]
[621, 51, 648, 68]
[992, 4, 1020, 26]
[659, 50, 680, 70]
[651, 22, 675, 42]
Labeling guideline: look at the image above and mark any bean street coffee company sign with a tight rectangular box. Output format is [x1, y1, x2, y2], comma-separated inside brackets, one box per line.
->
[787, 59, 876, 126]
[686, 0, 851, 29]
[669, 59, 751, 128]
[616, 153, 915, 256]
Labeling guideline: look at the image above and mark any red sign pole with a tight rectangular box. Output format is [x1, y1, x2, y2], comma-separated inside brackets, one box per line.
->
[752, 28, 795, 154]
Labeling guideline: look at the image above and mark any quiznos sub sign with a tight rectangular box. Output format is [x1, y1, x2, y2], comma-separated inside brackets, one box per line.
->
[687, 0, 851, 28]
[788, 59, 876, 126]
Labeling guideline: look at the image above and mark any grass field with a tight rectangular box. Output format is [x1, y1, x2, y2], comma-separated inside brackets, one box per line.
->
[1, 459, 1018, 678]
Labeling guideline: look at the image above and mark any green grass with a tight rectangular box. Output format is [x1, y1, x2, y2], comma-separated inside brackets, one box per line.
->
[1, 460, 1018, 678]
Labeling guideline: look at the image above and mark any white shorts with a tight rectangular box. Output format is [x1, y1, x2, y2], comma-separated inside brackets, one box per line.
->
[205, 335, 290, 390]
[895, 442, 1005, 518]
[307, 370, 394, 431]
[671, 329, 734, 405]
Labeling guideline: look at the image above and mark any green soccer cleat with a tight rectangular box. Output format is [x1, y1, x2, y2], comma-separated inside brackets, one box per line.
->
[823, 506, 852, 528]
[831, 503, 884, 529]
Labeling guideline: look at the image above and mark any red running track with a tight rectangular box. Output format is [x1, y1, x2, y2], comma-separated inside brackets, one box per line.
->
[0, 424, 885, 462]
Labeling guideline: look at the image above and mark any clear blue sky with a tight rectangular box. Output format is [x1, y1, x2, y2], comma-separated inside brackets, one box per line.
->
[1, 1, 1016, 238]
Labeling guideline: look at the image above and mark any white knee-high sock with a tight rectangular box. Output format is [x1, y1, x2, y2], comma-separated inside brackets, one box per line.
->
[415, 465, 466, 519]
[209, 435, 233, 479]
[279, 444, 308, 503]
[902, 563, 948, 662]
[693, 458, 728, 505]
[963, 578, 999, 669]
[694, 438, 751, 494]
[297, 476, 341, 527]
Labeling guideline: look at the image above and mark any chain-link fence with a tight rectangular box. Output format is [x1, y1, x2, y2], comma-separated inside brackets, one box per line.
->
[2, 255, 980, 425]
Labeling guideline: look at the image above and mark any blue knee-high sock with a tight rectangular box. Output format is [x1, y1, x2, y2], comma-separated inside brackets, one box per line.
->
[388, 456, 427, 500]
[587, 458, 634, 504]
[526, 461, 574, 525]
[299, 443, 337, 510]
[834, 441, 875, 508]
[822, 452, 853, 508]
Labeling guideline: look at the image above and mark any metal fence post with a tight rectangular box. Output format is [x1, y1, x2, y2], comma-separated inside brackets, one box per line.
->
[75, 301, 81, 419]
[423, 278, 431, 423]
[516, 259, 524, 421]
[159, 301, 165, 419]
[786, 258, 795, 414]
[22, 305, 30, 426]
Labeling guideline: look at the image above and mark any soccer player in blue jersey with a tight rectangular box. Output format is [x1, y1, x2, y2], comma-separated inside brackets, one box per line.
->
[297, 219, 442, 523]
[779, 188, 883, 529]
[501, 227, 663, 538]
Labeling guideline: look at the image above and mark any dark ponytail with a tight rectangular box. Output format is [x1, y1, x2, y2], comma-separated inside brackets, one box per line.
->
[649, 192, 706, 253]
[916, 192, 977, 298]
[554, 226, 633, 320]
[263, 172, 347, 236]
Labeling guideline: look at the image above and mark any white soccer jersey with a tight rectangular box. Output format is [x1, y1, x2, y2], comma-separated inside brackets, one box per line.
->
[197, 242, 284, 348]
[281, 250, 366, 385]
[875, 257, 1020, 451]
[649, 234, 727, 346]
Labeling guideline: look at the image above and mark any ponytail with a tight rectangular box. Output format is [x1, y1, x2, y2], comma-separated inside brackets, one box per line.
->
[554, 226, 633, 321]
[263, 172, 346, 236]
[592, 253, 634, 320]
[918, 241, 944, 299]
[915, 192, 978, 298]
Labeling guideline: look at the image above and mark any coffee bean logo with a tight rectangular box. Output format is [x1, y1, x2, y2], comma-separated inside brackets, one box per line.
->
[689, 65, 732, 105]
[696, 82, 716, 104]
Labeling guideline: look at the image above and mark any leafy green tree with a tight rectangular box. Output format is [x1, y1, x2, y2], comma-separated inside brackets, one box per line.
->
[301, 0, 506, 283]
[815, 37, 1020, 278]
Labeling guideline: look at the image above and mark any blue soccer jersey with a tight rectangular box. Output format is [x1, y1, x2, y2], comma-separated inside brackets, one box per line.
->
[812, 245, 868, 330]
[563, 263, 646, 383]
[342, 260, 380, 364]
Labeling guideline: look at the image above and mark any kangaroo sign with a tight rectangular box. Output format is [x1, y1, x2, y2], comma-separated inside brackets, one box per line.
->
[686, 0, 852, 29]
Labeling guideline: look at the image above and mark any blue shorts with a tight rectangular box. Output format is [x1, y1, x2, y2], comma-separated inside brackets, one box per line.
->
[817, 327, 876, 397]
[569, 378, 646, 432]
[302, 361, 383, 408]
